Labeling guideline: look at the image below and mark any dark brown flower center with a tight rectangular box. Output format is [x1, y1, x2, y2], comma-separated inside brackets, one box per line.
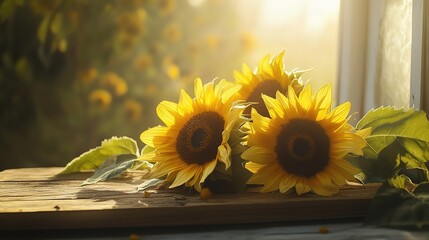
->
[275, 119, 330, 178]
[176, 111, 225, 165]
[245, 80, 284, 117]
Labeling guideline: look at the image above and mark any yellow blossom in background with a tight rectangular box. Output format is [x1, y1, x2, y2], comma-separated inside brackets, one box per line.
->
[57, 38, 68, 52]
[234, 51, 303, 117]
[240, 32, 257, 52]
[158, 0, 176, 16]
[117, 9, 146, 36]
[205, 34, 221, 51]
[166, 63, 181, 80]
[102, 72, 128, 96]
[117, 9, 146, 49]
[242, 84, 366, 196]
[78, 67, 98, 86]
[133, 53, 153, 71]
[140, 78, 244, 192]
[89, 89, 112, 110]
[163, 23, 182, 43]
[124, 99, 143, 122]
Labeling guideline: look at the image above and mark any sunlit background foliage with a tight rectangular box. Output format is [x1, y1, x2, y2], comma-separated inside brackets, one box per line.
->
[0, 0, 339, 170]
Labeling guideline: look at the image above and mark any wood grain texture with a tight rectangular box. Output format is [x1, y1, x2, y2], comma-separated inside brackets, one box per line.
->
[0, 168, 380, 230]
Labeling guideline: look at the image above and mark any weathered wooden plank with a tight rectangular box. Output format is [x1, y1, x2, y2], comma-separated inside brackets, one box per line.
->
[0, 168, 380, 230]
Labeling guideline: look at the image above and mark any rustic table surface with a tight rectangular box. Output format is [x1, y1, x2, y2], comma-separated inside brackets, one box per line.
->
[1, 167, 427, 239]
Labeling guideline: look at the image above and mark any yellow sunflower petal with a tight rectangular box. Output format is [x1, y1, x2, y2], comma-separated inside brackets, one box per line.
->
[295, 179, 311, 195]
[257, 54, 272, 75]
[150, 159, 186, 179]
[247, 164, 279, 185]
[221, 84, 241, 104]
[260, 172, 283, 192]
[156, 101, 178, 127]
[194, 78, 204, 100]
[261, 94, 284, 118]
[245, 161, 263, 173]
[170, 164, 198, 188]
[279, 174, 297, 193]
[287, 85, 299, 112]
[178, 89, 193, 115]
[314, 84, 332, 116]
[241, 146, 275, 164]
[217, 144, 231, 169]
[140, 126, 170, 147]
[251, 108, 271, 132]
[309, 179, 339, 196]
[199, 159, 217, 184]
[188, 166, 203, 186]
[272, 51, 285, 76]
[297, 84, 312, 110]
[276, 91, 289, 111]
[330, 102, 351, 123]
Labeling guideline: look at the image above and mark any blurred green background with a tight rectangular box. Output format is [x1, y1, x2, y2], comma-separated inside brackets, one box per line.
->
[0, 0, 340, 170]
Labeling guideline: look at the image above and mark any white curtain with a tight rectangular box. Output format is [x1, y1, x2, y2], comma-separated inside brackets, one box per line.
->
[376, 0, 412, 108]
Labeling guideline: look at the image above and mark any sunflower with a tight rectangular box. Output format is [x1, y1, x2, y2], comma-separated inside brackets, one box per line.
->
[102, 72, 128, 96]
[241, 84, 367, 196]
[89, 89, 112, 110]
[234, 51, 304, 117]
[140, 78, 245, 192]
[124, 99, 143, 122]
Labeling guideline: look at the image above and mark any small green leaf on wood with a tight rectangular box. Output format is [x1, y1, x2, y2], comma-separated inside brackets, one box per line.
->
[82, 159, 137, 186]
[136, 178, 164, 192]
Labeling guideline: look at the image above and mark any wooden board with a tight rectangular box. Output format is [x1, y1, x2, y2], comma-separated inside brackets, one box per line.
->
[0, 168, 380, 230]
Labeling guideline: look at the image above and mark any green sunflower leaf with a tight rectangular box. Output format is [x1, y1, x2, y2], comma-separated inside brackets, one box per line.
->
[82, 158, 137, 186]
[346, 141, 401, 182]
[60, 146, 106, 174]
[99, 136, 139, 157]
[140, 144, 155, 157]
[350, 107, 429, 183]
[60, 136, 140, 174]
[204, 116, 252, 193]
[136, 178, 164, 192]
[388, 174, 413, 190]
[365, 183, 429, 229]
[357, 107, 429, 154]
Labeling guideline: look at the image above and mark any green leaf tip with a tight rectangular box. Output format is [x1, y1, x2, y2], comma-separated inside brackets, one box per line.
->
[60, 136, 142, 174]
[81, 159, 137, 186]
